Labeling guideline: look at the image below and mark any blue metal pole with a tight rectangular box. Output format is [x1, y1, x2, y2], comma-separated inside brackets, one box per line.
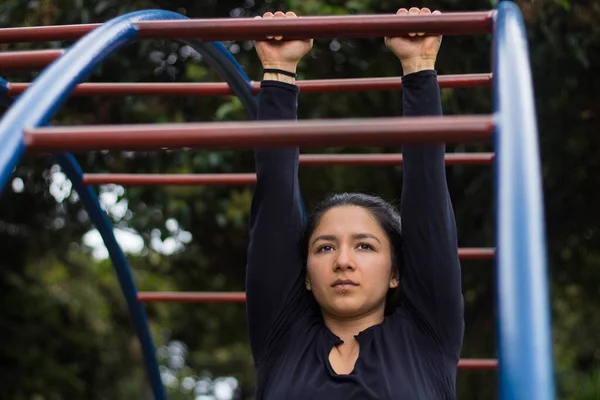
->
[0, 9, 306, 399]
[492, 2, 555, 399]
[0, 10, 182, 193]
[0, 10, 196, 399]
[57, 153, 166, 397]
[0, 77, 15, 109]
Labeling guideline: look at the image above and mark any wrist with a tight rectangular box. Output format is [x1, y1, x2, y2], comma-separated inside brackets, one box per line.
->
[400, 57, 436, 75]
[263, 72, 296, 84]
[261, 62, 297, 73]
[261, 62, 297, 84]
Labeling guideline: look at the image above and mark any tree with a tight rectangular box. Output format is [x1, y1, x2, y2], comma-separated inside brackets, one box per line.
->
[0, 0, 599, 398]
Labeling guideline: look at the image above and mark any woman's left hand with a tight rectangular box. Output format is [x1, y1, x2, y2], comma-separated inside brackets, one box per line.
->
[385, 7, 443, 75]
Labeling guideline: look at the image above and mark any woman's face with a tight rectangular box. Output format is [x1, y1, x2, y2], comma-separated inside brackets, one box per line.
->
[306, 206, 399, 319]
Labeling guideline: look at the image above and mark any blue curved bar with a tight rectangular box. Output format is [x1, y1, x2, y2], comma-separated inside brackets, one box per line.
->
[0, 77, 15, 109]
[493, 2, 555, 399]
[57, 153, 166, 392]
[0, 8, 266, 398]
[0, 10, 182, 193]
[0, 10, 196, 400]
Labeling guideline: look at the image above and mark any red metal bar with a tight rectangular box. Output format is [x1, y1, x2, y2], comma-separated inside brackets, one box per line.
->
[25, 115, 493, 151]
[81, 153, 494, 186]
[0, 12, 493, 44]
[296, 73, 492, 93]
[138, 292, 247, 303]
[460, 247, 496, 259]
[0, 49, 63, 72]
[135, 13, 494, 41]
[5, 73, 492, 96]
[137, 247, 493, 302]
[136, 250, 494, 300]
[136, 290, 498, 370]
[84, 173, 257, 186]
[298, 153, 494, 166]
[458, 359, 498, 369]
[0, 24, 101, 44]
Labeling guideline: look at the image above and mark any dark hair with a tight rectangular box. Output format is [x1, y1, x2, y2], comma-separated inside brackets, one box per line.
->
[301, 193, 403, 315]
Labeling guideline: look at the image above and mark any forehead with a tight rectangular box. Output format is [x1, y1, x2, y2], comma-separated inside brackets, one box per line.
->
[313, 206, 385, 235]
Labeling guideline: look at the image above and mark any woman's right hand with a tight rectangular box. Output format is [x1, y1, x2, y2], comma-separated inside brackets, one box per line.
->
[255, 11, 313, 76]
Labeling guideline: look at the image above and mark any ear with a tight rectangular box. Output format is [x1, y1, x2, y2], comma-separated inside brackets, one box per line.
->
[389, 267, 400, 289]
[305, 278, 312, 291]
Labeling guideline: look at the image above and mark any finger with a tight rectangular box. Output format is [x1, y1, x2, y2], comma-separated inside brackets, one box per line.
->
[253, 16, 264, 43]
[387, 9, 407, 41]
[417, 8, 431, 36]
[273, 11, 285, 40]
[285, 11, 297, 17]
[433, 10, 443, 40]
[258, 14, 273, 40]
[408, 7, 419, 37]
[261, 12, 274, 38]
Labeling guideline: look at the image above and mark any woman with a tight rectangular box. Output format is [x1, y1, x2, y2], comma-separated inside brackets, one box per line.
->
[246, 7, 463, 399]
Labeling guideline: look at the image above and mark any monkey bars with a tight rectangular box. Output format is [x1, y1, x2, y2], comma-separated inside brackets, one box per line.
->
[25, 116, 493, 151]
[0, 49, 65, 72]
[0, 3, 554, 400]
[81, 153, 494, 186]
[0, 12, 492, 44]
[1, 73, 492, 96]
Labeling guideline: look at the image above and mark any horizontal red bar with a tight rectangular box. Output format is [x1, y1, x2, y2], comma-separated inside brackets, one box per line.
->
[136, 251, 493, 301]
[83, 173, 256, 186]
[460, 247, 495, 260]
[0, 49, 63, 71]
[135, 13, 494, 41]
[299, 153, 494, 166]
[81, 153, 494, 186]
[140, 291, 499, 369]
[0, 12, 493, 44]
[138, 292, 246, 303]
[0, 24, 101, 44]
[458, 359, 498, 370]
[25, 116, 494, 151]
[5, 73, 492, 95]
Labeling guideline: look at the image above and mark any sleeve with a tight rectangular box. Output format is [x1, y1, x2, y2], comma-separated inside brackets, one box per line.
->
[399, 70, 464, 357]
[245, 80, 306, 362]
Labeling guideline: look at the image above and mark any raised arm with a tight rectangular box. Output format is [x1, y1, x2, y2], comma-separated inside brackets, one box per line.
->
[387, 7, 464, 356]
[246, 11, 314, 363]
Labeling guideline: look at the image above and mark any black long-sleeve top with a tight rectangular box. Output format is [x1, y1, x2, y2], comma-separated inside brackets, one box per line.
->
[246, 70, 464, 400]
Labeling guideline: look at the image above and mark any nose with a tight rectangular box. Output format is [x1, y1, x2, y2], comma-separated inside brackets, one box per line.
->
[334, 245, 355, 271]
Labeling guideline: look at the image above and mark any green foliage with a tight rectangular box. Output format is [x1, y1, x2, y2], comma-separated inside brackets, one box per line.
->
[0, 0, 599, 398]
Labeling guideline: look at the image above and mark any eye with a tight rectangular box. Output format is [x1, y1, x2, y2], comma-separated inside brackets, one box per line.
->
[317, 244, 334, 253]
[357, 243, 375, 251]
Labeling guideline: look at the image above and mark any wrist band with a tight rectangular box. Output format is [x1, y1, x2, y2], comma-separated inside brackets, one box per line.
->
[263, 68, 297, 78]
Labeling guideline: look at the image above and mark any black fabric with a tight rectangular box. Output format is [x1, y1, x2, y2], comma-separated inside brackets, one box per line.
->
[246, 71, 464, 399]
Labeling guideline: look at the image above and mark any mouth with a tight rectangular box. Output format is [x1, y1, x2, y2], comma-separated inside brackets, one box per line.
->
[331, 279, 359, 291]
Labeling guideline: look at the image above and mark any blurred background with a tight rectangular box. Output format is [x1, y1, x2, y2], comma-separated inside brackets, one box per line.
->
[0, 0, 598, 399]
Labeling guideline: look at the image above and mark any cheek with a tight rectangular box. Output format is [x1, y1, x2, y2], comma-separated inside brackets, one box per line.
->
[306, 256, 324, 282]
[306, 254, 336, 291]
[361, 257, 394, 287]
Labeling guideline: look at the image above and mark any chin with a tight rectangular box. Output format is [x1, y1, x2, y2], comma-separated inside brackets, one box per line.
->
[328, 300, 367, 318]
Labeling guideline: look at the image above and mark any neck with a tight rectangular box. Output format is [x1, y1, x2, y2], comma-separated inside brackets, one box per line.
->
[322, 307, 385, 345]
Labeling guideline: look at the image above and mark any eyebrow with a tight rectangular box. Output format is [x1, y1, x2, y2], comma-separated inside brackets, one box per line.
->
[311, 233, 381, 247]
